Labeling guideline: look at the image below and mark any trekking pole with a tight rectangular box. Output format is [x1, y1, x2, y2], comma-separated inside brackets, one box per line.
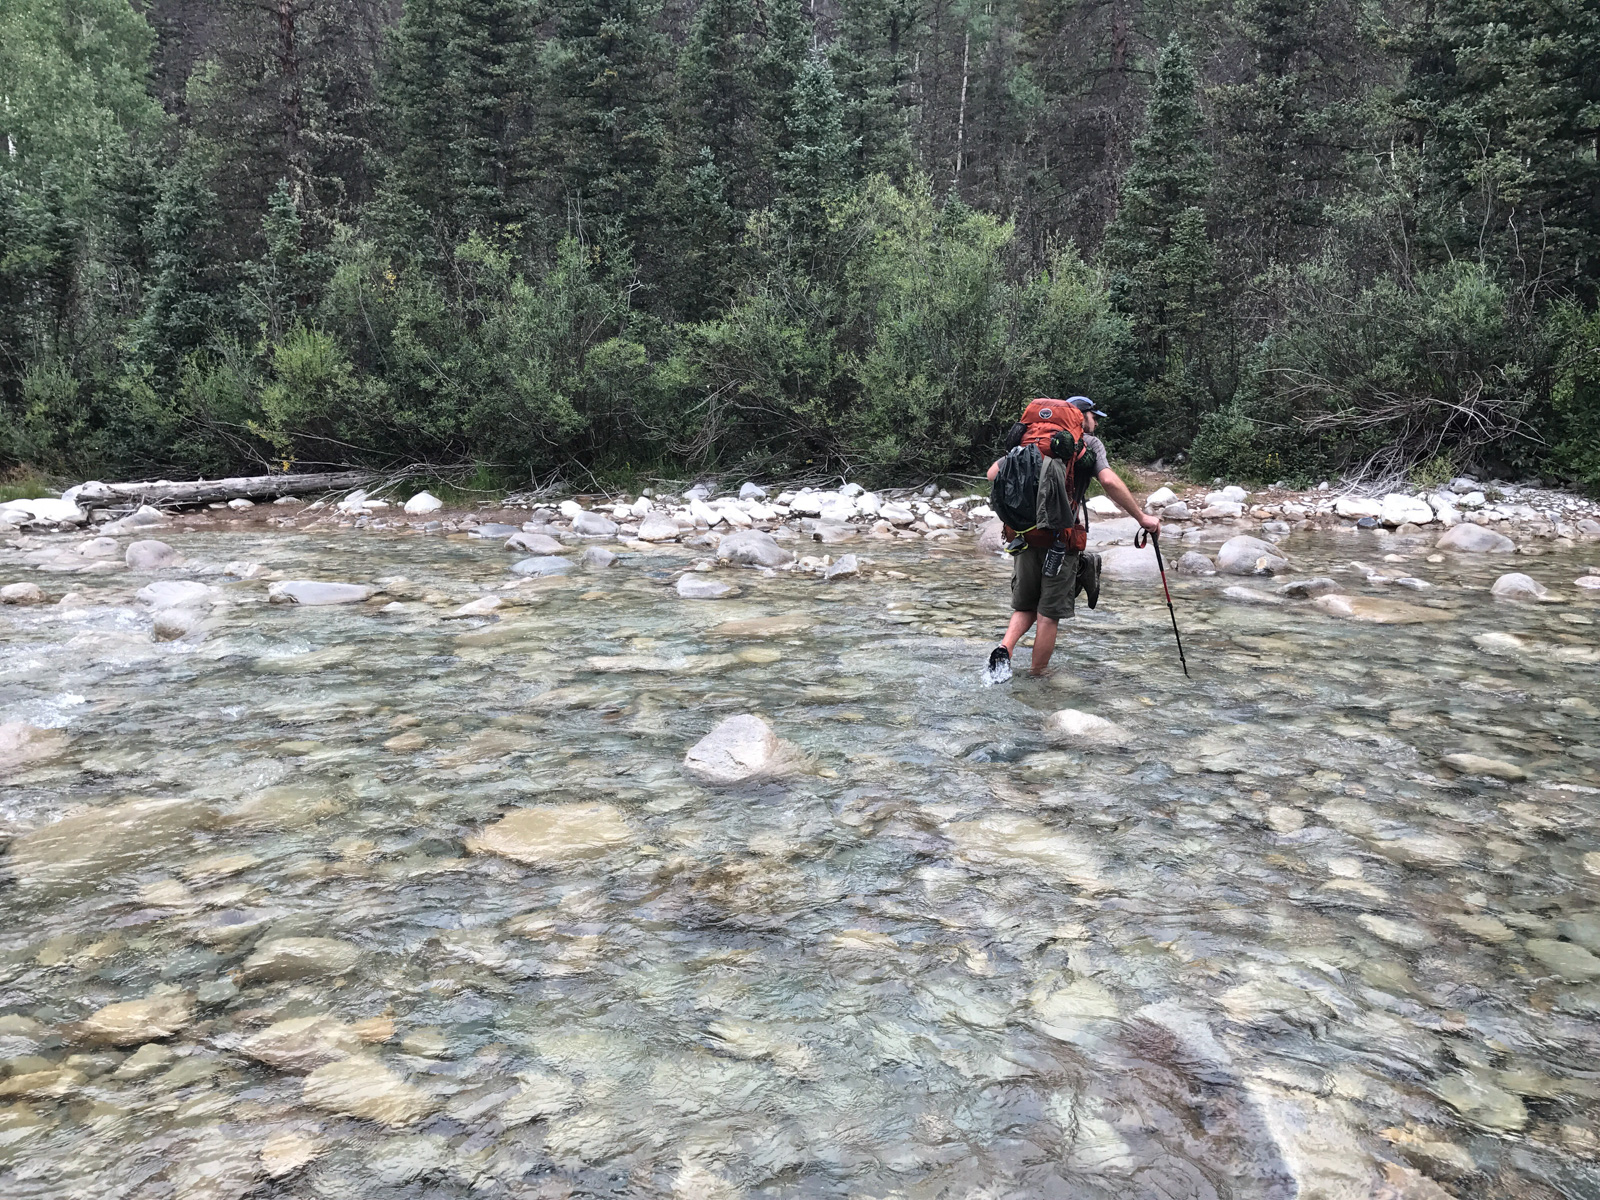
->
[1135, 528, 1189, 678]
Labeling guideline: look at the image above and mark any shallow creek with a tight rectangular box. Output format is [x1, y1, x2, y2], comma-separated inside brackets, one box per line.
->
[2, 523, 1599, 1199]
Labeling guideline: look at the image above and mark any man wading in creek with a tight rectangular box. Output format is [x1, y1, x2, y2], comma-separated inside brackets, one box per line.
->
[986, 396, 1160, 677]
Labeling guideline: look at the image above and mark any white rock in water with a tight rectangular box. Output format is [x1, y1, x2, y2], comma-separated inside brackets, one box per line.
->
[1223, 585, 1285, 605]
[446, 595, 502, 618]
[137, 580, 216, 609]
[125, 539, 177, 570]
[676, 574, 734, 599]
[718, 504, 753, 528]
[788, 492, 825, 517]
[1045, 709, 1129, 746]
[404, 491, 443, 514]
[1097, 545, 1159, 581]
[856, 492, 881, 517]
[1200, 501, 1243, 519]
[466, 803, 631, 864]
[689, 498, 723, 527]
[0, 721, 68, 777]
[880, 502, 915, 526]
[558, 500, 583, 520]
[1312, 594, 1453, 624]
[580, 546, 617, 569]
[1175, 551, 1215, 575]
[1576, 575, 1600, 590]
[1380, 493, 1434, 526]
[153, 608, 200, 641]
[101, 504, 170, 533]
[1086, 495, 1121, 517]
[824, 553, 859, 579]
[1334, 496, 1383, 519]
[227, 497, 254, 510]
[267, 580, 372, 605]
[303, 1056, 434, 1127]
[1217, 535, 1289, 575]
[571, 510, 618, 537]
[1145, 486, 1177, 508]
[717, 530, 793, 567]
[637, 515, 681, 542]
[74, 536, 120, 559]
[1435, 523, 1515, 553]
[1276, 577, 1340, 599]
[1442, 752, 1526, 780]
[79, 992, 194, 1045]
[6, 497, 87, 524]
[506, 531, 563, 554]
[1, 582, 46, 605]
[683, 714, 803, 783]
[1491, 572, 1547, 601]
[242, 937, 362, 981]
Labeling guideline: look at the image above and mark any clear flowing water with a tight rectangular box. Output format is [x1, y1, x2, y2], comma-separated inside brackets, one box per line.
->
[2, 523, 1599, 1199]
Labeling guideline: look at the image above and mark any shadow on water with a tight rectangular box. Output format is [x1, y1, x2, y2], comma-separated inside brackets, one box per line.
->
[0, 523, 1597, 1197]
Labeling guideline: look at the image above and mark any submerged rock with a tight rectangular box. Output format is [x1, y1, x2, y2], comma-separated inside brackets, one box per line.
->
[509, 555, 573, 577]
[8, 795, 212, 890]
[716, 530, 794, 567]
[74, 536, 121, 559]
[303, 1055, 434, 1127]
[683, 714, 803, 784]
[824, 553, 859, 580]
[1436, 524, 1515, 553]
[241, 937, 362, 981]
[1312, 594, 1453, 624]
[242, 1015, 365, 1072]
[1044, 709, 1129, 746]
[1524, 938, 1600, 982]
[267, 580, 373, 605]
[125, 539, 177, 570]
[676, 574, 735, 599]
[1222, 585, 1285, 606]
[944, 813, 1106, 892]
[580, 546, 617, 569]
[153, 608, 201, 641]
[1175, 551, 1215, 575]
[1217, 535, 1289, 575]
[710, 614, 815, 638]
[1442, 752, 1525, 781]
[78, 992, 194, 1045]
[1433, 1070, 1527, 1132]
[467, 803, 632, 865]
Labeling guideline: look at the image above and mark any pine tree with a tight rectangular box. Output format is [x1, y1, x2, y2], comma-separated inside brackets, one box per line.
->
[128, 160, 234, 376]
[1101, 36, 1221, 450]
[377, 0, 537, 251]
[778, 53, 851, 237]
[679, 0, 763, 210]
[829, 0, 914, 182]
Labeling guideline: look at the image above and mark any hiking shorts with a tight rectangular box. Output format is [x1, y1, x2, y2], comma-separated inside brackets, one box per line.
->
[1011, 544, 1079, 622]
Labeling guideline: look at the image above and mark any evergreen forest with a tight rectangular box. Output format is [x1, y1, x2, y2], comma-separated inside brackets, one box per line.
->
[3, 0, 1599, 489]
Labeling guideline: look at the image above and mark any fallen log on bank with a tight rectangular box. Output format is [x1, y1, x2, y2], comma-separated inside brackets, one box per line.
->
[75, 471, 377, 511]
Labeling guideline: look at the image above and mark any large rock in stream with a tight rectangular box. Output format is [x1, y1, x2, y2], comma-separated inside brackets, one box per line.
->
[267, 580, 373, 605]
[716, 530, 794, 567]
[1436, 523, 1515, 553]
[125, 539, 177, 570]
[1217, 535, 1289, 575]
[1312, 594, 1453, 624]
[137, 580, 216, 609]
[683, 714, 804, 784]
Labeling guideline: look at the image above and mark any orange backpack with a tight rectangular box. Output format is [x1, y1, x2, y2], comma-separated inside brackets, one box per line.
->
[1018, 398, 1085, 460]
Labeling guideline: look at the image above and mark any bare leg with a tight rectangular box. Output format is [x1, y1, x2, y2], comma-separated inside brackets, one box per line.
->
[1001, 610, 1035, 653]
[1030, 615, 1059, 675]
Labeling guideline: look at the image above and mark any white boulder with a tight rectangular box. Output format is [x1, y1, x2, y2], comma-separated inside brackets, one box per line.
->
[676, 574, 735, 599]
[716, 530, 794, 568]
[137, 580, 216, 609]
[1491, 573, 1548, 602]
[1045, 709, 1129, 746]
[1217, 536, 1289, 575]
[125, 539, 177, 570]
[1145, 487, 1177, 508]
[1436, 524, 1515, 553]
[267, 581, 373, 605]
[404, 492, 443, 514]
[683, 715, 803, 784]
[1380, 493, 1435, 527]
[1334, 496, 1383, 520]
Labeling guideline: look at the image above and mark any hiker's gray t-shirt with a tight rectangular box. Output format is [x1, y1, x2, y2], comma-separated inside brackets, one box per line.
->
[1081, 434, 1110, 476]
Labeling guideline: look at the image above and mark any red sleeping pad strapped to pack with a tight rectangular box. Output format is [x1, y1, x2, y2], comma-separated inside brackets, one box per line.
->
[1018, 398, 1085, 458]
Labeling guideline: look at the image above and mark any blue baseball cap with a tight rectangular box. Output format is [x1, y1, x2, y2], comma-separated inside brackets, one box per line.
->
[1069, 395, 1107, 418]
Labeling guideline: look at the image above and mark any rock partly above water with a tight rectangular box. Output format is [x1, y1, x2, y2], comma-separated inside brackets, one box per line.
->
[1217, 535, 1289, 575]
[1045, 709, 1129, 746]
[683, 714, 803, 783]
[0, 721, 68, 774]
[509, 555, 573, 577]
[125, 539, 176, 569]
[676, 574, 735, 599]
[716, 530, 794, 567]
[137, 580, 215, 609]
[1491, 572, 1548, 601]
[1436, 524, 1515, 553]
[267, 580, 372, 605]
